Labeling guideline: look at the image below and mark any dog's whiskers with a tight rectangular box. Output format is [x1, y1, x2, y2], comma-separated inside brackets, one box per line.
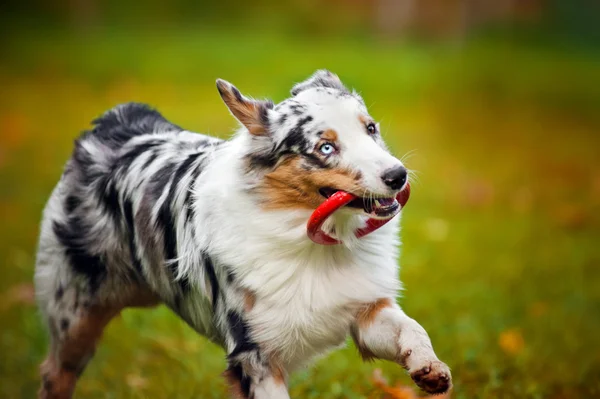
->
[400, 149, 418, 164]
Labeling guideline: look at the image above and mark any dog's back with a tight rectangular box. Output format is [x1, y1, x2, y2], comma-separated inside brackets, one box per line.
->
[35, 104, 226, 398]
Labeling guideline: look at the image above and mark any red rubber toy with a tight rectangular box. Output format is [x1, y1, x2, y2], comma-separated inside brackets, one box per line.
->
[307, 184, 410, 245]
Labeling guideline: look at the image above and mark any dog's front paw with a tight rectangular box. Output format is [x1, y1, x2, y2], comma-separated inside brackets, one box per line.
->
[409, 360, 452, 395]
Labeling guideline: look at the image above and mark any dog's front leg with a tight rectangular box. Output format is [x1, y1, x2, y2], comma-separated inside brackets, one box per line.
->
[224, 354, 290, 399]
[351, 298, 452, 395]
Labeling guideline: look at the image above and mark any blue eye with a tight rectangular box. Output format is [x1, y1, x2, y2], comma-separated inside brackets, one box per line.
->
[319, 143, 335, 155]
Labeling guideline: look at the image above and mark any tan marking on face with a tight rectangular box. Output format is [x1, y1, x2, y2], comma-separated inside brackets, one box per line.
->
[320, 129, 338, 142]
[358, 114, 374, 125]
[256, 155, 363, 211]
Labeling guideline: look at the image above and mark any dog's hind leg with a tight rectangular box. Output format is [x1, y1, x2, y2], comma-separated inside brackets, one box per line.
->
[38, 296, 121, 399]
[36, 277, 160, 399]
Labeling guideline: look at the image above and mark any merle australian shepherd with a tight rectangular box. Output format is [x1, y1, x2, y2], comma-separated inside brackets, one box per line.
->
[35, 70, 451, 398]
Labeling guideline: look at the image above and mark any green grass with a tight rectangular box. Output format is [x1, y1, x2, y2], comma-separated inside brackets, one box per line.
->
[1, 28, 599, 398]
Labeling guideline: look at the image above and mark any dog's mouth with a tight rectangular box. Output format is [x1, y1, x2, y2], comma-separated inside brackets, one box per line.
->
[319, 188, 400, 218]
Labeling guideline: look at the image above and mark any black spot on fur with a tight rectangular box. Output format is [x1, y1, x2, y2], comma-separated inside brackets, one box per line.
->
[42, 374, 52, 390]
[176, 276, 191, 297]
[53, 219, 106, 293]
[60, 318, 69, 331]
[280, 115, 313, 152]
[123, 198, 144, 276]
[184, 159, 206, 224]
[277, 113, 288, 126]
[245, 148, 295, 171]
[156, 202, 177, 270]
[246, 152, 278, 170]
[142, 152, 159, 170]
[203, 252, 220, 311]
[173, 153, 202, 189]
[227, 311, 257, 358]
[118, 140, 165, 172]
[151, 163, 179, 280]
[226, 269, 235, 284]
[100, 180, 121, 222]
[55, 285, 64, 301]
[159, 153, 202, 292]
[151, 163, 177, 201]
[303, 153, 329, 169]
[64, 195, 81, 214]
[288, 102, 307, 116]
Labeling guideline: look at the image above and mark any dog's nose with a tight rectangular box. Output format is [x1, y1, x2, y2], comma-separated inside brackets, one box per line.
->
[381, 166, 407, 190]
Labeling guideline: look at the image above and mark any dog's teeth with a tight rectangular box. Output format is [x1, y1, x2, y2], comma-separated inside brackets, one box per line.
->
[374, 199, 381, 207]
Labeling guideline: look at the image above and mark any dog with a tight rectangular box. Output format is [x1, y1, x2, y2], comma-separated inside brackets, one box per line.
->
[35, 70, 451, 398]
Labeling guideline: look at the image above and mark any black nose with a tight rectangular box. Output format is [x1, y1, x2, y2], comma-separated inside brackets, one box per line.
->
[382, 166, 407, 190]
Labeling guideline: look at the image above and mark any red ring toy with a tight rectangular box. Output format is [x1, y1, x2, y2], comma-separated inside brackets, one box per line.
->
[306, 184, 410, 245]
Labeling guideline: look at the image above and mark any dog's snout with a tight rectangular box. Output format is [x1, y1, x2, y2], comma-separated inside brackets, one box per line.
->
[381, 166, 407, 190]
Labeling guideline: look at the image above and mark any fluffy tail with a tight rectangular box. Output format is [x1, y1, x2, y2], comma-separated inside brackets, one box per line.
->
[82, 102, 182, 149]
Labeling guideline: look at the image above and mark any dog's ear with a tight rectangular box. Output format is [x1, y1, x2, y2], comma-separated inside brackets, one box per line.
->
[216, 79, 274, 136]
[291, 70, 348, 96]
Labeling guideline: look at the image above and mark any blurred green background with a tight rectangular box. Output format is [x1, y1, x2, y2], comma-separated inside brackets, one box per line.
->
[1, 1, 599, 398]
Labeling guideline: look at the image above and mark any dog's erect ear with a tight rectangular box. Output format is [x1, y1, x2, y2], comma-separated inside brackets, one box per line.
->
[216, 79, 274, 136]
[291, 70, 348, 96]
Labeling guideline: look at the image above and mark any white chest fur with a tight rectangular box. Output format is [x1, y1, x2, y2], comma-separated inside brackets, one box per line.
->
[211, 220, 402, 369]
[247, 255, 399, 369]
[189, 151, 403, 370]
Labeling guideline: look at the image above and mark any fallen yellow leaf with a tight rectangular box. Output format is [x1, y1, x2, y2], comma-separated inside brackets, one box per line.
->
[499, 328, 525, 355]
[126, 373, 148, 389]
[371, 369, 451, 399]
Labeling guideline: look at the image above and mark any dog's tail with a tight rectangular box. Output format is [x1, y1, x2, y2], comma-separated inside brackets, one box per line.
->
[82, 102, 182, 150]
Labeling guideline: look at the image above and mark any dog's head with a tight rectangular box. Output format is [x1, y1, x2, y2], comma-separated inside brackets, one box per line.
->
[217, 70, 407, 220]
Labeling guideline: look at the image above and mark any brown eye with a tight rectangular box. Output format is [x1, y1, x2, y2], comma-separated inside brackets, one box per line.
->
[367, 123, 377, 135]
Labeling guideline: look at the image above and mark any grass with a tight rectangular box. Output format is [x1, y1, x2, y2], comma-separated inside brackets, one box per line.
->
[1, 27, 599, 398]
